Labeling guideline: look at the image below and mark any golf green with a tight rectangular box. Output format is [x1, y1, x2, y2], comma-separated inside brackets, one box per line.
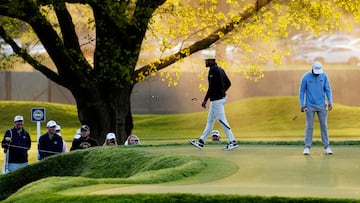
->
[59, 145, 360, 199]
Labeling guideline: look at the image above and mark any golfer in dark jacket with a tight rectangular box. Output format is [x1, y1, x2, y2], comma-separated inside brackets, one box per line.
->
[190, 50, 238, 151]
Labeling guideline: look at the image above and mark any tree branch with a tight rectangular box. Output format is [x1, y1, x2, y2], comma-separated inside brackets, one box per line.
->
[0, 25, 63, 85]
[0, 0, 93, 87]
[53, 1, 82, 52]
[135, 0, 273, 80]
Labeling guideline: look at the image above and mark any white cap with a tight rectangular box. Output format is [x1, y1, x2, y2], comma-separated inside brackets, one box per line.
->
[55, 124, 61, 131]
[14, 115, 24, 122]
[46, 120, 57, 128]
[312, 61, 323, 74]
[201, 50, 216, 60]
[211, 130, 220, 137]
[81, 125, 90, 131]
[106, 133, 116, 140]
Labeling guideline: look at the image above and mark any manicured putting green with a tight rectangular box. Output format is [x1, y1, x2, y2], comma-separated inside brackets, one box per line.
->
[58, 145, 360, 199]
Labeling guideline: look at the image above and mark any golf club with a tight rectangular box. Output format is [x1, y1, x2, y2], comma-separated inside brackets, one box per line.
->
[292, 114, 300, 120]
[2, 148, 9, 174]
[292, 108, 307, 120]
[8, 144, 60, 154]
[191, 97, 202, 104]
[219, 119, 231, 130]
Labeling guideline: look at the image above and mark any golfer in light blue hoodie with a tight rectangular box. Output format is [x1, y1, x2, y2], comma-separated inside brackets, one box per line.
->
[299, 61, 333, 155]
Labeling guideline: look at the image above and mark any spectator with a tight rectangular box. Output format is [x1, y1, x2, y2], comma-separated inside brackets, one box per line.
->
[70, 125, 99, 151]
[38, 120, 64, 160]
[103, 132, 118, 146]
[1, 115, 31, 174]
[55, 124, 67, 153]
[211, 130, 221, 142]
[124, 134, 140, 145]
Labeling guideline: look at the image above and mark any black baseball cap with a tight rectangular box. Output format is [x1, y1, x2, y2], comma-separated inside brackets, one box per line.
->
[81, 125, 90, 131]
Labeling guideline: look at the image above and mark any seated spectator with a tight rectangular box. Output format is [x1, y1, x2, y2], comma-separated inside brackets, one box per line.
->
[124, 134, 140, 146]
[103, 133, 118, 146]
[211, 130, 221, 142]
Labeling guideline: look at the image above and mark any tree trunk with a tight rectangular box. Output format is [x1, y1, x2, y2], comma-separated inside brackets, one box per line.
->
[0, 0, 274, 146]
[72, 84, 134, 145]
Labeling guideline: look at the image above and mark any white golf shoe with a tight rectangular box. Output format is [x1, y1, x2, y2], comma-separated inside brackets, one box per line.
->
[325, 147, 333, 155]
[190, 139, 204, 149]
[223, 141, 238, 151]
[303, 147, 310, 155]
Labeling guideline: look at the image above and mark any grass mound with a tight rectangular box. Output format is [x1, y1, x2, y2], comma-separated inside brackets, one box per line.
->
[2, 96, 360, 143]
[134, 96, 360, 141]
[0, 147, 206, 201]
[2, 193, 359, 203]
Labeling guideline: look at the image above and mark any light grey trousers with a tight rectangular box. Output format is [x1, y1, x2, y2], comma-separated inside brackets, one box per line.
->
[200, 97, 235, 143]
[304, 106, 330, 149]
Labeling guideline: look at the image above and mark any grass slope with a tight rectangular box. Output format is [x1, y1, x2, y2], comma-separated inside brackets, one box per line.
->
[0, 101, 80, 141]
[0, 147, 210, 201]
[133, 96, 360, 141]
[1, 97, 360, 143]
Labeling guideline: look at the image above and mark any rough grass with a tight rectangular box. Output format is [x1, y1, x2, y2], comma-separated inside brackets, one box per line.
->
[0, 147, 207, 201]
[1, 96, 360, 143]
[3, 194, 360, 203]
[0, 101, 80, 141]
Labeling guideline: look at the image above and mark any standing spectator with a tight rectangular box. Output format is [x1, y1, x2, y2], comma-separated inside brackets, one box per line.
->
[70, 125, 99, 151]
[190, 50, 238, 150]
[38, 120, 64, 160]
[103, 132, 118, 146]
[124, 135, 140, 145]
[1, 115, 31, 174]
[299, 61, 333, 155]
[55, 124, 67, 153]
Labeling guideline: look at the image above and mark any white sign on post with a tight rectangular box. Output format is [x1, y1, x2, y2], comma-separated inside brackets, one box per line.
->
[31, 108, 46, 141]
